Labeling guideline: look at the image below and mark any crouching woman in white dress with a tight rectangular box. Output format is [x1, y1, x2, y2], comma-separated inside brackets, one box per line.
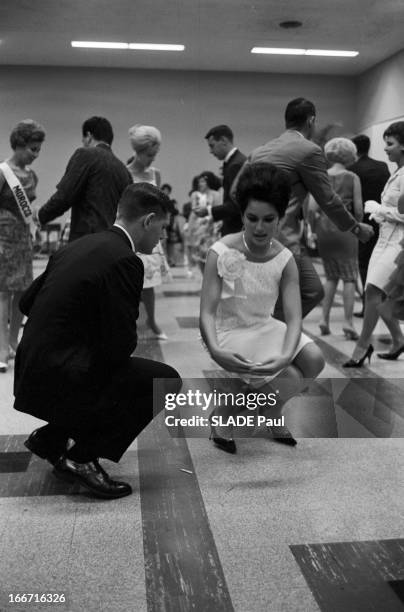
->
[200, 162, 325, 453]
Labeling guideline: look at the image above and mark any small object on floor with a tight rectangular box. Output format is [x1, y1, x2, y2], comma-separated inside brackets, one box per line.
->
[354, 310, 364, 318]
[342, 327, 359, 341]
[179, 468, 193, 474]
[319, 323, 331, 336]
[266, 425, 297, 446]
[343, 344, 374, 368]
[0, 361, 8, 373]
[377, 345, 404, 360]
[53, 457, 132, 499]
[24, 428, 66, 466]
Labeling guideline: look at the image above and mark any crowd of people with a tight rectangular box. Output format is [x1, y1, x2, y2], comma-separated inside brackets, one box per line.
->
[0, 97, 403, 498]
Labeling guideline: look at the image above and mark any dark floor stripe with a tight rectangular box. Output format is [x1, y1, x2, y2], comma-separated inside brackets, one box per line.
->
[291, 538, 404, 612]
[136, 340, 234, 612]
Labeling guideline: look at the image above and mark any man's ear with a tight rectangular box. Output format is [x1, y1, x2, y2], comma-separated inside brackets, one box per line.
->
[143, 212, 156, 229]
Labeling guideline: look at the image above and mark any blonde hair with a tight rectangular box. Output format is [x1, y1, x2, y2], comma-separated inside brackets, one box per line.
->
[324, 137, 357, 166]
[128, 124, 162, 153]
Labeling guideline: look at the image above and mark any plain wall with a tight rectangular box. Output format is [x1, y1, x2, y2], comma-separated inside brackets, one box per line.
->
[0, 65, 357, 209]
[356, 49, 404, 169]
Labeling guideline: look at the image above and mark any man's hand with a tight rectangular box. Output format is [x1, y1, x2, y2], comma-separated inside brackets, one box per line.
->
[356, 223, 374, 243]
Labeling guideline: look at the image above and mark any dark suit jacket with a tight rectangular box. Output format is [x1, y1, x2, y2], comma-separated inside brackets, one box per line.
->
[349, 155, 390, 225]
[38, 144, 132, 241]
[211, 149, 246, 235]
[14, 226, 144, 424]
[249, 131, 358, 251]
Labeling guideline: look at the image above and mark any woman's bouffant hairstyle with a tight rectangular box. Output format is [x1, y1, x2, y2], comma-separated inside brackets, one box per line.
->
[235, 162, 291, 217]
[198, 170, 222, 191]
[128, 124, 162, 153]
[383, 121, 404, 146]
[324, 137, 357, 166]
[10, 119, 46, 150]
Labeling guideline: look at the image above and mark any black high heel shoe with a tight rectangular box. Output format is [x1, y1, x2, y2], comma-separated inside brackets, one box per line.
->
[266, 425, 297, 446]
[377, 344, 404, 360]
[209, 429, 236, 454]
[208, 414, 236, 454]
[343, 344, 374, 368]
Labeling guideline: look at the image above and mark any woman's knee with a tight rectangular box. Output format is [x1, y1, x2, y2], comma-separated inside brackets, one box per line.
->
[295, 343, 325, 379]
[365, 284, 383, 304]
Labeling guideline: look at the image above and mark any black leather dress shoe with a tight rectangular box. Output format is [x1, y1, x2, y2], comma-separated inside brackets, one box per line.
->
[53, 458, 132, 499]
[24, 429, 66, 466]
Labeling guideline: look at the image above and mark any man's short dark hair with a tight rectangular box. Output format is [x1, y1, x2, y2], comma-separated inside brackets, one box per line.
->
[383, 121, 404, 146]
[236, 162, 291, 218]
[284, 98, 316, 129]
[82, 116, 114, 145]
[205, 124, 234, 142]
[117, 183, 170, 222]
[351, 134, 370, 156]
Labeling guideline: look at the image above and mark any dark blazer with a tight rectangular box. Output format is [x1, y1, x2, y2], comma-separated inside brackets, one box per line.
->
[38, 144, 132, 241]
[211, 148, 246, 235]
[349, 155, 390, 212]
[14, 226, 144, 424]
[249, 131, 358, 250]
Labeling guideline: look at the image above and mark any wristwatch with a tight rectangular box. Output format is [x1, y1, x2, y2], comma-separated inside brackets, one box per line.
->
[350, 223, 361, 236]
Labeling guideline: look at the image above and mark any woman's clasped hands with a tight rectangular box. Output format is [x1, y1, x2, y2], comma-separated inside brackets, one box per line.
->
[211, 349, 290, 375]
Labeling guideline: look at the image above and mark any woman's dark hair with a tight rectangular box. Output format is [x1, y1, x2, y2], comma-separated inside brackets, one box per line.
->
[198, 170, 222, 191]
[236, 162, 291, 217]
[383, 122, 404, 146]
[10, 119, 46, 149]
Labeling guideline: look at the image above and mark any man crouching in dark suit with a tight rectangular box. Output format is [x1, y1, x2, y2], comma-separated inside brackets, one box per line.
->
[14, 183, 182, 499]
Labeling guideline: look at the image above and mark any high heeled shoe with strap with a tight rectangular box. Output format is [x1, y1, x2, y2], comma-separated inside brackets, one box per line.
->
[377, 344, 404, 360]
[208, 414, 236, 454]
[343, 344, 374, 368]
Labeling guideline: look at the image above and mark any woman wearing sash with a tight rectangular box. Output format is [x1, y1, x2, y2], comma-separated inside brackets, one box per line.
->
[0, 120, 45, 372]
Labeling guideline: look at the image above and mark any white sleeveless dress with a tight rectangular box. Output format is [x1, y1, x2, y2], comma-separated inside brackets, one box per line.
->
[211, 241, 313, 387]
[127, 166, 169, 289]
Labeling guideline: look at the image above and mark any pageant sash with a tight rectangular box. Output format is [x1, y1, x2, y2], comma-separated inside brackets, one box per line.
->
[0, 161, 37, 238]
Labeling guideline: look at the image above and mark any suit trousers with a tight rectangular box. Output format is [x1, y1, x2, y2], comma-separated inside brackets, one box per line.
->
[39, 357, 182, 463]
[273, 247, 324, 321]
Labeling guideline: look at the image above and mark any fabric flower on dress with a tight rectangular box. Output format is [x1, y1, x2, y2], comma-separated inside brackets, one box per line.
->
[217, 248, 246, 281]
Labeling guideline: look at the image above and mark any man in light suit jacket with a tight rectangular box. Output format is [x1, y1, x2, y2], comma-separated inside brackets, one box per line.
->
[349, 134, 390, 316]
[15, 183, 181, 499]
[37, 116, 132, 241]
[244, 98, 373, 318]
[203, 124, 246, 235]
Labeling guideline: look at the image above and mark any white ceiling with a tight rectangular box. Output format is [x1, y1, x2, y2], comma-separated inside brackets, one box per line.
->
[1, 0, 403, 75]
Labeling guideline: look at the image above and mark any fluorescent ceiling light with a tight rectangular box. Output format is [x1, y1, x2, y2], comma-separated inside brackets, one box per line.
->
[71, 41, 185, 51]
[71, 41, 129, 49]
[251, 47, 358, 57]
[251, 47, 305, 55]
[129, 43, 185, 51]
[306, 49, 358, 57]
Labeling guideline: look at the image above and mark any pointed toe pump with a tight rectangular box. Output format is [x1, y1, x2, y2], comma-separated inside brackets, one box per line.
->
[377, 344, 404, 360]
[343, 344, 374, 368]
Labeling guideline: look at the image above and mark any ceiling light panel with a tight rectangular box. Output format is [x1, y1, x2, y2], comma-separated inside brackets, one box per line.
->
[71, 41, 129, 49]
[251, 47, 358, 57]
